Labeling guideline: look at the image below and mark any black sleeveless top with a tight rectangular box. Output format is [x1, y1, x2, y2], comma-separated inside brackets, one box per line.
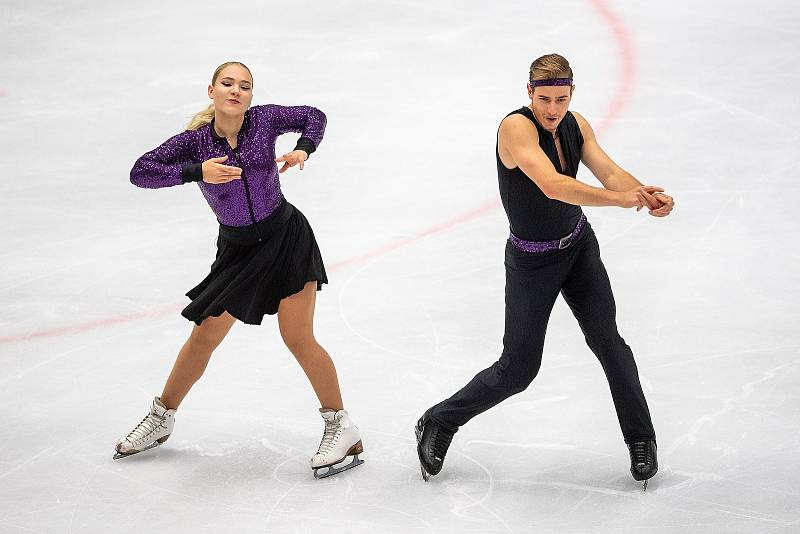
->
[497, 107, 584, 241]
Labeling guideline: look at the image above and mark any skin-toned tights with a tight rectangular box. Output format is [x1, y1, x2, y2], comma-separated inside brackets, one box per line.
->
[159, 281, 344, 411]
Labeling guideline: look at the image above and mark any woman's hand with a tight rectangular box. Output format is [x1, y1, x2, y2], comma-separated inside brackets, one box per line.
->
[275, 150, 308, 173]
[201, 156, 242, 184]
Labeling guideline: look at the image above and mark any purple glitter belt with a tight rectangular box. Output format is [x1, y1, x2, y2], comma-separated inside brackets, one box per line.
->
[509, 214, 587, 253]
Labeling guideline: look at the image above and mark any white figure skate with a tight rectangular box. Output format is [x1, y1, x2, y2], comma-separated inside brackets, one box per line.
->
[311, 409, 364, 478]
[114, 397, 175, 459]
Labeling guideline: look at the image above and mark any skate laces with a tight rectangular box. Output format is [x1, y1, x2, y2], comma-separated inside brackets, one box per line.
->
[631, 442, 652, 466]
[430, 425, 454, 461]
[126, 412, 165, 446]
[317, 419, 342, 456]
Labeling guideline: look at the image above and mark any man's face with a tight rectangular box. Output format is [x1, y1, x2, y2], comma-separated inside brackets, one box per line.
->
[527, 84, 573, 132]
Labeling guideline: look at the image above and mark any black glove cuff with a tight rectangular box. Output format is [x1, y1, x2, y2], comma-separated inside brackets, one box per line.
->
[181, 163, 204, 183]
[293, 137, 317, 156]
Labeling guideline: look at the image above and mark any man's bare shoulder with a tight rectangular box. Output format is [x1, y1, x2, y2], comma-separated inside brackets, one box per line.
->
[570, 111, 596, 141]
[499, 113, 539, 141]
[570, 110, 587, 126]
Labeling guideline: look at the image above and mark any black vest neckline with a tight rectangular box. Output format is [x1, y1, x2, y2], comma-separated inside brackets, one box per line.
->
[516, 106, 573, 175]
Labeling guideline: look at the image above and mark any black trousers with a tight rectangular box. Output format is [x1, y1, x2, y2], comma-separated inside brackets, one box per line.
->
[430, 223, 656, 443]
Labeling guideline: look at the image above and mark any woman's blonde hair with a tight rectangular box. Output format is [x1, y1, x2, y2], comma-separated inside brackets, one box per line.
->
[529, 53, 573, 82]
[187, 61, 253, 131]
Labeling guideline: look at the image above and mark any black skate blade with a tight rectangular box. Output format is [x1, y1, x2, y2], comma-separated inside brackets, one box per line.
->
[112, 440, 161, 460]
[313, 454, 364, 479]
[419, 463, 430, 482]
[642, 479, 648, 491]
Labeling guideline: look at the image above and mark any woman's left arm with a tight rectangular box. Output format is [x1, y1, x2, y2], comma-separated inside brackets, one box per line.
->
[263, 104, 326, 153]
[260, 105, 327, 173]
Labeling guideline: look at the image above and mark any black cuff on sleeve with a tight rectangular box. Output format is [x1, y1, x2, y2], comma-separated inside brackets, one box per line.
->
[293, 137, 317, 157]
[181, 163, 204, 183]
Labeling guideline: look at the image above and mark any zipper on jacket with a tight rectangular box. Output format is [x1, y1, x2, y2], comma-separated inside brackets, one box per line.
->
[233, 147, 263, 243]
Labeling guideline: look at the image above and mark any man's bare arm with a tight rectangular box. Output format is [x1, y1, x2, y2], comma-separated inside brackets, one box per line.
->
[499, 115, 657, 208]
[573, 111, 673, 216]
[573, 111, 644, 192]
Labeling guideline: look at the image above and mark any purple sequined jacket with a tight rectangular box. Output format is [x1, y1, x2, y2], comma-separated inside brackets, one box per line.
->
[130, 104, 326, 227]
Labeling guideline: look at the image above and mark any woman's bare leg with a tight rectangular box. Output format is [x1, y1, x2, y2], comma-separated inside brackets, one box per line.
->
[160, 312, 237, 410]
[278, 281, 343, 410]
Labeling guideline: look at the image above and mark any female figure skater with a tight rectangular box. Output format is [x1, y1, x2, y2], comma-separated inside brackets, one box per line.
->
[115, 61, 363, 479]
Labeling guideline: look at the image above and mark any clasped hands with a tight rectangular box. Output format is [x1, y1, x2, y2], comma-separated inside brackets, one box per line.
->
[623, 186, 674, 218]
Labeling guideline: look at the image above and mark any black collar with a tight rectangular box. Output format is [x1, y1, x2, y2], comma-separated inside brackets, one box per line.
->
[209, 109, 252, 142]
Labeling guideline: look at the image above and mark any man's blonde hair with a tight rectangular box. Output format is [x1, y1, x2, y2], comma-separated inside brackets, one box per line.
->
[529, 53, 573, 81]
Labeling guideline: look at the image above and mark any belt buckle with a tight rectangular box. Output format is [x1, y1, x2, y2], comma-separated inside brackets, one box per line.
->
[558, 233, 574, 250]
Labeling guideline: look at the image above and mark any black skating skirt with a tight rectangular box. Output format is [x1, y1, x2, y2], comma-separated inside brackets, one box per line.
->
[181, 200, 327, 326]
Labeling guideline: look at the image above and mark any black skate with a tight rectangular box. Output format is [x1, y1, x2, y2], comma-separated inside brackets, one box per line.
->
[414, 410, 456, 481]
[628, 440, 658, 490]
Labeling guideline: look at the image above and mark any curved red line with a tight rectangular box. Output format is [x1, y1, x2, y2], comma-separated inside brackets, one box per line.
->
[589, 0, 637, 135]
[0, 0, 635, 345]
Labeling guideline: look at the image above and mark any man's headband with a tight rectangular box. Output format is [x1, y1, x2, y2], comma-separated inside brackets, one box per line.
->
[529, 77, 573, 87]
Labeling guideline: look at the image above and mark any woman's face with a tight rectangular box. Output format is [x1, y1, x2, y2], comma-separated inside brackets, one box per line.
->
[208, 64, 253, 114]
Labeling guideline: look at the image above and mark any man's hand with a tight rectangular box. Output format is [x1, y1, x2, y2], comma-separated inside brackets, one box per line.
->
[648, 192, 674, 217]
[618, 186, 664, 211]
[275, 150, 308, 173]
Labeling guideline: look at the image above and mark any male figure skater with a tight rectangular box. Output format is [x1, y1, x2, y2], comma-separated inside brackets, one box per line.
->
[416, 53, 674, 490]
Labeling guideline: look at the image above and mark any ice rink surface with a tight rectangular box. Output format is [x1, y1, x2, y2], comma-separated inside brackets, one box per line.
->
[1, 0, 799, 532]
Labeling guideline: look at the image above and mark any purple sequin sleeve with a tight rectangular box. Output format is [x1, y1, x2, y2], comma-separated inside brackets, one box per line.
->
[260, 104, 327, 148]
[130, 129, 197, 189]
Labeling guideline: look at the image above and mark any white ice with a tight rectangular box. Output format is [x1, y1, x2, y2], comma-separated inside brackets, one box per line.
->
[1, 1, 799, 532]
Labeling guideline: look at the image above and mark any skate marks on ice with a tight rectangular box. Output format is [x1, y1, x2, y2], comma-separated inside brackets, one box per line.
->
[333, 219, 504, 413]
[661, 357, 800, 459]
[336, 249, 449, 368]
[68, 449, 237, 528]
[651, 475, 800, 531]
[261, 428, 437, 534]
[131, 437, 259, 461]
[0, 446, 53, 483]
[108, 430, 355, 531]
[0, 317, 179, 387]
[260, 457, 305, 533]
[259, 435, 359, 530]
[464, 439, 643, 496]
[380, 426, 516, 534]
[448, 451, 515, 534]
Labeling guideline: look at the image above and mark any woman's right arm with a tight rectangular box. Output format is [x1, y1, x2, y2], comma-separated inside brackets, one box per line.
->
[130, 130, 203, 189]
